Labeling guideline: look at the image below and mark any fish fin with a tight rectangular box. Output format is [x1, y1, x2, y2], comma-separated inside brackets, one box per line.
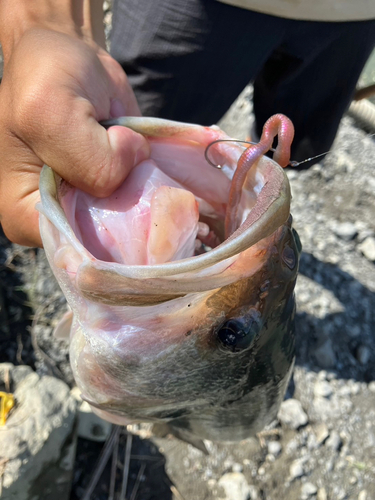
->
[152, 423, 209, 455]
[53, 309, 73, 339]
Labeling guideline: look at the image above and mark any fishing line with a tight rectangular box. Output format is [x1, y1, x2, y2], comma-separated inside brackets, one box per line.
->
[204, 132, 375, 169]
[204, 139, 326, 169]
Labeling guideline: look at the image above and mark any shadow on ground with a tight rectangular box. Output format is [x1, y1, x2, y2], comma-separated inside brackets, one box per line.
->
[295, 251, 374, 382]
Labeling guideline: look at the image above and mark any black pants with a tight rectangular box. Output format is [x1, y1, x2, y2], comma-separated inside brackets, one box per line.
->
[110, 0, 375, 164]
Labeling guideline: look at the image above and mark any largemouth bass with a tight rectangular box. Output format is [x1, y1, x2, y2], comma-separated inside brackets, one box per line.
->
[38, 115, 301, 443]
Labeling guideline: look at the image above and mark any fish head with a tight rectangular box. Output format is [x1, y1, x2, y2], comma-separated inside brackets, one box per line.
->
[39, 117, 300, 441]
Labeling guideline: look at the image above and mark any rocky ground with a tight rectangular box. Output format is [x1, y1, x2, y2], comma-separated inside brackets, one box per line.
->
[1, 6, 375, 499]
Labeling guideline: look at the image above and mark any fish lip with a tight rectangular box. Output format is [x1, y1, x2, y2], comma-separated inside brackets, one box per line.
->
[38, 117, 291, 279]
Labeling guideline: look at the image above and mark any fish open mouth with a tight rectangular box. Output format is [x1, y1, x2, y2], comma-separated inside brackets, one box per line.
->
[39, 117, 292, 279]
[37, 116, 294, 306]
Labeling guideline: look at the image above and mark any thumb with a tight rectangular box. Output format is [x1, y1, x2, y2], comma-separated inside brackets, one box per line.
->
[76, 122, 151, 198]
[34, 107, 151, 199]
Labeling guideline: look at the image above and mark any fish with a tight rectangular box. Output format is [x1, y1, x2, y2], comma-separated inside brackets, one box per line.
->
[38, 114, 301, 444]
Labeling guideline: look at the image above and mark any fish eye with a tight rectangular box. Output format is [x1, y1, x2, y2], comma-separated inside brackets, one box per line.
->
[217, 312, 261, 352]
[282, 245, 296, 270]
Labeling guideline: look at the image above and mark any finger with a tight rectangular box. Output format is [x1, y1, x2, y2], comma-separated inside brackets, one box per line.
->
[23, 100, 151, 198]
[0, 172, 42, 247]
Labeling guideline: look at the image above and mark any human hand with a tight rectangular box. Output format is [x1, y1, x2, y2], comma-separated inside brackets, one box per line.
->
[0, 2, 150, 247]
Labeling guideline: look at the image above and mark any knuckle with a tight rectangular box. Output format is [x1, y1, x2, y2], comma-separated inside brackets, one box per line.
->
[12, 78, 65, 142]
[12, 85, 48, 135]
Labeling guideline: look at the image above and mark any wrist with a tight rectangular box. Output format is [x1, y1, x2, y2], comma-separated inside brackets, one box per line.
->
[0, 0, 105, 63]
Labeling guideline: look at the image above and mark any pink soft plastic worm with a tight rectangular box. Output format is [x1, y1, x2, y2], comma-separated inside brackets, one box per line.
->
[225, 114, 294, 238]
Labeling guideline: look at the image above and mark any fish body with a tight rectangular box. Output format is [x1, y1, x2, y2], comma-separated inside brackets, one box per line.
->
[39, 117, 300, 442]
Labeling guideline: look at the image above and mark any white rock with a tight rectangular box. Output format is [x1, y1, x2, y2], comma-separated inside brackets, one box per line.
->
[258, 466, 266, 476]
[289, 460, 304, 480]
[357, 228, 375, 243]
[317, 488, 328, 500]
[315, 423, 330, 445]
[248, 485, 260, 499]
[326, 431, 342, 451]
[0, 364, 77, 500]
[332, 221, 357, 241]
[314, 380, 333, 398]
[301, 482, 318, 498]
[218, 472, 252, 500]
[358, 237, 375, 261]
[278, 399, 308, 429]
[268, 441, 282, 457]
[358, 490, 368, 500]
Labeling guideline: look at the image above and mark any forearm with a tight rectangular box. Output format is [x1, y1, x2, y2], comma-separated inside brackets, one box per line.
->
[0, 0, 105, 63]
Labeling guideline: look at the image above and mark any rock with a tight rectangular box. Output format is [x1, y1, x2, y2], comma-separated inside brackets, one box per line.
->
[306, 433, 318, 450]
[267, 441, 282, 457]
[336, 459, 347, 472]
[314, 380, 333, 398]
[347, 325, 361, 338]
[332, 221, 357, 241]
[315, 423, 330, 445]
[301, 482, 317, 499]
[278, 399, 308, 429]
[248, 485, 260, 499]
[368, 381, 375, 393]
[326, 430, 342, 451]
[334, 487, 347, 500]
[325, 458, 334, 473]
[218, 472, 252, 500]
[357, 228, 375, 243]
[358, 236, 375, 261]
[257, 466, 266, 476]
[232, 463, 243, 473]
[356, 345, 371, 365]
[313, 339, 337, 369]
[358, 491, 368, 500]
[289, 460, 305, 480]
[0, 363, 78, 500]
[317, 488, 328, 500]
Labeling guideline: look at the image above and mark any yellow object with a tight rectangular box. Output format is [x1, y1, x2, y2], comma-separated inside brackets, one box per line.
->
[0, 392, 15, 426]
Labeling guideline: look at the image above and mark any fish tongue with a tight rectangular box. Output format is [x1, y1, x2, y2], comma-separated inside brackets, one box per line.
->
[147, 185, 199, 265]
